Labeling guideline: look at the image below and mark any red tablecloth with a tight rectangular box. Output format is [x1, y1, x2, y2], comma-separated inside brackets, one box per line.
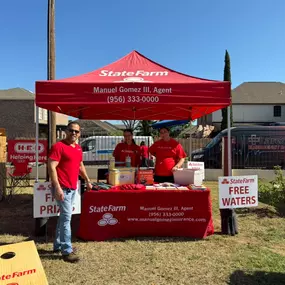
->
[77, 189, 214, 241]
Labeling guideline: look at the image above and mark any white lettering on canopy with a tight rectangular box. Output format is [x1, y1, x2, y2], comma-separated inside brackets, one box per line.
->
[99, 70, 169, 77]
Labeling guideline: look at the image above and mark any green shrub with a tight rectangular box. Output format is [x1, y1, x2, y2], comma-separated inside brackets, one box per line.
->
[259, 166, 285, 212]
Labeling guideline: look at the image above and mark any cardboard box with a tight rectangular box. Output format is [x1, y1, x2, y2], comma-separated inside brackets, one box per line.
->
[174, 169, 203, 186]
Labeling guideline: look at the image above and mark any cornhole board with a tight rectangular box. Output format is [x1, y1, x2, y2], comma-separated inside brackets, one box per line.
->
[0, 240, 48, 285]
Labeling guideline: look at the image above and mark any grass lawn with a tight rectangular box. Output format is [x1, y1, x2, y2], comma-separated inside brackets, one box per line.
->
[1, 181, 285, 285]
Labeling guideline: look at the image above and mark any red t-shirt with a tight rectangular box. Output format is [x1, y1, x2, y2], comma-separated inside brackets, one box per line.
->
[149, 138, 186, 176]
[113, 143, 141, 167]
[140, 145, 149, 159]
[49, 141, 82, 189]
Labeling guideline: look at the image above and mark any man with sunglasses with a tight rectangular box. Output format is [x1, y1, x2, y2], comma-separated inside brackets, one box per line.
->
[48, 121, 92, 263]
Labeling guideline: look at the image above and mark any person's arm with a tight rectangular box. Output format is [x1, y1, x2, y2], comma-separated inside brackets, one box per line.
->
[48, 158, 64, 201]
[172, 144, 186, 171]
[80, 161, 92, 190]
[172, 158, 185, 171]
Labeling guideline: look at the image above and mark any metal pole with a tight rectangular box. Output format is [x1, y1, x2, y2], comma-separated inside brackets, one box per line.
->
[189, 121, 192, 161]
[227, 106, 232, 176]
[35, 106, 39, 182]
[35, 0, 56, 236]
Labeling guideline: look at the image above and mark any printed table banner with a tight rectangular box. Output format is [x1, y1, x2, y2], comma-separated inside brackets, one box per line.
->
[33, 181, 81, 218]
[219, 175, 258, 209]
[77, 189, 214, 241]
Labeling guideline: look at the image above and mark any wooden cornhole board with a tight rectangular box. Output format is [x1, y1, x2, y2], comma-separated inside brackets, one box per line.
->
[0, 240, 48, 285]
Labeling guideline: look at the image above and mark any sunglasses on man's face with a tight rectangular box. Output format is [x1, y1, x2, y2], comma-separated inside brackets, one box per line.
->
[68, 129, 80, 134]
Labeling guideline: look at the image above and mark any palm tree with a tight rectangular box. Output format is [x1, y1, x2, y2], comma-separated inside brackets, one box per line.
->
[122, 120, 139, 130]
[136, 120, 156, 136]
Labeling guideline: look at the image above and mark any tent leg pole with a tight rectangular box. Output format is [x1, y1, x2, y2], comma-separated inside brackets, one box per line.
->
[220, 106, 238, 236]
[189, 121, 192, 161]
[227, 106, 232, 176]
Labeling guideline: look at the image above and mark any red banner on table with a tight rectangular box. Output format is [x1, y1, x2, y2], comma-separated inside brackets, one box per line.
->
[77, 189, 214, 241]
[7, 140, 48, 163]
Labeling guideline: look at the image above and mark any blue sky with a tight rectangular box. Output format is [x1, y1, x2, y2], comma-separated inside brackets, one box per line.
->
[1, 0, 285, 123]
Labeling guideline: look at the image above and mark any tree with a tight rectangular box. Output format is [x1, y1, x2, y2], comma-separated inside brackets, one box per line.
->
[122, 120, 139, 130]
[136, 120, 156, 136]
[221, 50, 233, 130]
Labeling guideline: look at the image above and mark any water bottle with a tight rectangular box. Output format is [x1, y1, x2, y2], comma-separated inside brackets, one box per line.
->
[109, 156, 115, 170]
[126, 155, 131, 167]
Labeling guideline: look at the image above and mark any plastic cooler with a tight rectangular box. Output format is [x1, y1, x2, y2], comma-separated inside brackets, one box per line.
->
[108, 167, 136, 186]
[173, 169, 204, 186]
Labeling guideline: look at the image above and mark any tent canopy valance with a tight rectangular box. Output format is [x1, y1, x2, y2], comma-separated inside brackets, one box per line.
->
[35, 50, 231, 120]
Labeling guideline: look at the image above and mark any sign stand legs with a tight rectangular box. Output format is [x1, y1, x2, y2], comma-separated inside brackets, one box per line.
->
[34, 106, 49, 238]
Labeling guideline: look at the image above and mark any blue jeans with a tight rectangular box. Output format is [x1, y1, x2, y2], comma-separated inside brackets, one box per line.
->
[53, 188, 76, 255]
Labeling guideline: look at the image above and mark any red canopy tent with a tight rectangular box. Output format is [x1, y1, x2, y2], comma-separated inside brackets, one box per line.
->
[35, 50, 231, 120]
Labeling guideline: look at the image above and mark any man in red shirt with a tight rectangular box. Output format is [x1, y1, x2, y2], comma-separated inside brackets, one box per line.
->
[149, 127, 186, 183]
[113, 129, 141, 167]
[48, 122, 92, 263]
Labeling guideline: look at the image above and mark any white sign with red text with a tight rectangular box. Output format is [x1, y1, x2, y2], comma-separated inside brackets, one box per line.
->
[33, 182, 81, 218]
[187, 161, 205, 179]
[219, 175, 258, 209]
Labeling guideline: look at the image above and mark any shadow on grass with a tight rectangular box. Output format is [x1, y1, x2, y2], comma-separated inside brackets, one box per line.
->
[0, 192, 81, 240]
[77, 235, 204, 243]
[236, 207, 281, 219]
[37, 249, 62, 260]
[229, 270, 285, 285]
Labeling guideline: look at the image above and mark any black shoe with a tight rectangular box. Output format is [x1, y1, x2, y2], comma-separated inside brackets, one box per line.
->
[53, 249, 61, 254]
[62, 252, 79, 263]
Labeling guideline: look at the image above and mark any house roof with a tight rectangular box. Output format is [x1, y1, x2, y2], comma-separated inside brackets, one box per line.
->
[0, 88, 35, 100]
[103, 121, 124, 130]
[232, 82, 285, 104]
[73, 119, 118, 135]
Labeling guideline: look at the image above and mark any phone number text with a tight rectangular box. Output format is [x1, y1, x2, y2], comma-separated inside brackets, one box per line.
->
[107, 96, 159, 103]
[149, 212, 185, 217]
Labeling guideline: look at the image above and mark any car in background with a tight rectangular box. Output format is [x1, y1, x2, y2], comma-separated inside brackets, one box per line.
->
[191, 126, 285, 169]
[80, 135, 154, 164]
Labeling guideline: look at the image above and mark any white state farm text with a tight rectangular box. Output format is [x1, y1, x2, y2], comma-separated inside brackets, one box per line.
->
[98, 70, 168, 77]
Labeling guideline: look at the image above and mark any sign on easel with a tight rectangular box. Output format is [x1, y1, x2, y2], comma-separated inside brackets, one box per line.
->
[219, 175, 258, 209]
[33, 181, 81, 218]
[0, 240, 48, 285]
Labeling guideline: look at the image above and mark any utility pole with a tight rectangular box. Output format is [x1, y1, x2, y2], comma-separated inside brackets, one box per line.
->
[35, 0, 57, 236]
[48, 0, 57, 146]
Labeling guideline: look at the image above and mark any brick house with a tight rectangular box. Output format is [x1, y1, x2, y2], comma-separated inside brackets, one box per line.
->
[198, 82, 285, 130]
[0, 88, 68, 139]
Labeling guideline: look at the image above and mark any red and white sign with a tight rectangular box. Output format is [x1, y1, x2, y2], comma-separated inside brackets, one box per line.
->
[8, 140, 48, 163]
[33, 182, 81, 218]
[219, 175, 258, 209]
[187, 161, 205, 179]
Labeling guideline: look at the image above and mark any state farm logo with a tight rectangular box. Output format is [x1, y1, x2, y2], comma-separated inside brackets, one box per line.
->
[7, 283, 19, 285]
[37, 184, 46, 191]
[221, 178, 230, 184]
[14, 142, 45, 154]
[220, 177, 256, 184]
[114, 77, 152, 83]
[36, 183, 52, 191]
[98, 213, 118, 226]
